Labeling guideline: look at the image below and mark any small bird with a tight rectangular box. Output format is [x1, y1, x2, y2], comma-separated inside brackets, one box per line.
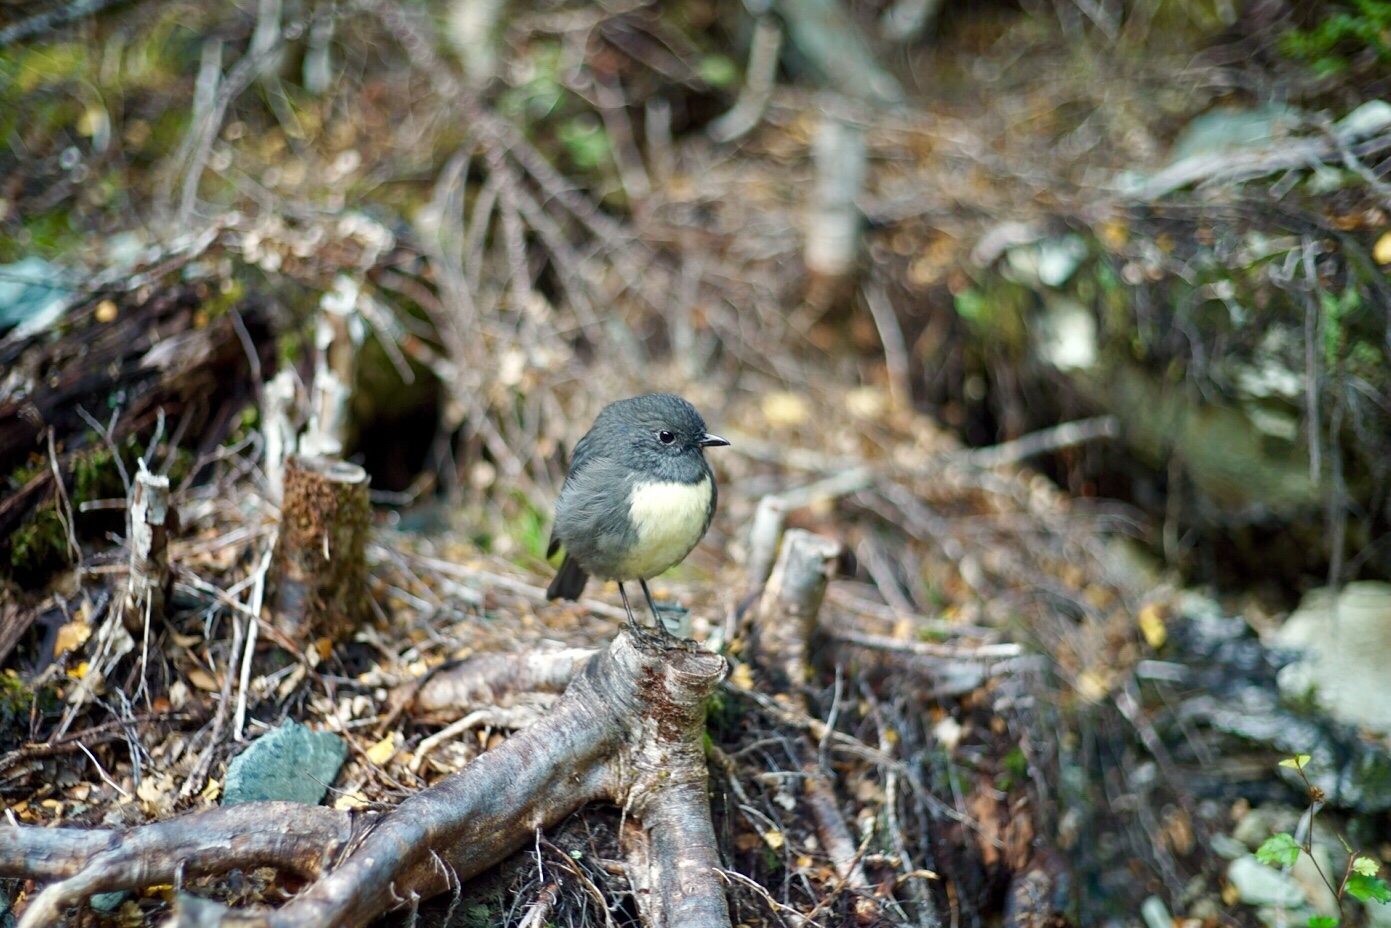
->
[546, 393, 729, 644]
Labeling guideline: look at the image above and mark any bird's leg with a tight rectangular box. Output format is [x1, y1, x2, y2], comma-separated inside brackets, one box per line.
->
[618, 582, 660, 646]
[640, 579, 694, 650]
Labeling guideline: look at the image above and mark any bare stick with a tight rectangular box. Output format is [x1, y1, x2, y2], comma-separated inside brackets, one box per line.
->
[775, 0, 904, 104]
[803, 774, 869, 888]
[753, 529, 843, 692]
[804, 111, 867, 279]
[744, 495, 787, 591]
[864, 281, 912, 411]
[415, 648, 598, 714]
[517, 882, 560, 928]
[748, 530, 885, 913]
[0, 0, 132, 47]
[962, 416, 1118, 469]
[261, 370, 300, 503]
[121, 463, 174, 630]
[708, 17, 784, 144]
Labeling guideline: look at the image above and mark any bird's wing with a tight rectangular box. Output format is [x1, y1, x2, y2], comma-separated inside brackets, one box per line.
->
[548, 423, 606, 560]
[566, 425, 604, 478]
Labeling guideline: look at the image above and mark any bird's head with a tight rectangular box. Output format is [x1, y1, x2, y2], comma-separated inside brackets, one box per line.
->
[599, 393, 729, 479]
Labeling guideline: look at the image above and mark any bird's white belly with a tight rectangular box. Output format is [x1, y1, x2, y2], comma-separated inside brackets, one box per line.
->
[616, 476, 712, 579]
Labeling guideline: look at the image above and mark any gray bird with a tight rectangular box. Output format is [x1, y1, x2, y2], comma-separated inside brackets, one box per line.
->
[546, 393, 729, 644]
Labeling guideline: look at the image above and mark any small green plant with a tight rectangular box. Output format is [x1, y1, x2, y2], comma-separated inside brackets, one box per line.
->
[1279, 0, 1391, 79]
[1254, 755, 1391, 925]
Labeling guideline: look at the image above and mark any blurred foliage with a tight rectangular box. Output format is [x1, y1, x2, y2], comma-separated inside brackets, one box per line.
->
[0, 669, 35, 752]
[1281, 0, 1391, 79]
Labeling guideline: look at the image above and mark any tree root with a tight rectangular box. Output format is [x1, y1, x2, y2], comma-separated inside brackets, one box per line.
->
[0, 632, 730, 928]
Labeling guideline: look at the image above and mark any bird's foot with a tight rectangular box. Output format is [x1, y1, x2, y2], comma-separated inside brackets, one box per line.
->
[624, 620, 700, 652]
[625, 620, 662, 649]
[653, 624, 703, 653]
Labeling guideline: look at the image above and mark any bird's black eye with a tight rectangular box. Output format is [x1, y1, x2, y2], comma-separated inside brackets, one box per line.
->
[658, 430, 675, 445]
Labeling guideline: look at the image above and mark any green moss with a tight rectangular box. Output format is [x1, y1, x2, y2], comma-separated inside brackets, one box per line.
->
[498, 41, 565, 124]
[275, 330, 305, 369]
[11, 208, 84, 261]
[71, 439, 136, 505]
[996, 747, 1030, 790]
[0, 670, 35, 752]
[8, 43, 90, 93]
[6, 506, 71, 585]
[1321, 283, 1362, 367]
[6, 457, 46, 493]
[952, 277, 1033, 355]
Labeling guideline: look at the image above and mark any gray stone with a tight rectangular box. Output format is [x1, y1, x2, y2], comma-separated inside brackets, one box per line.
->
[1167, 104, 1301, 162]
[222, 721, 347, 806]
[1367, 892, 1391, 928]
[1210, 832, 1249, 860]
[1290, 846, 1338, 917]
[1139, 895, 1171, 928]
[0, 257, 73, 338]
[1254, 904, 1315, 928]
[89, 890, 130, 913]
[1338, 100, 1391, 141]
[1227, 855, 1305, 908]
[1275, 582, 1391, 736]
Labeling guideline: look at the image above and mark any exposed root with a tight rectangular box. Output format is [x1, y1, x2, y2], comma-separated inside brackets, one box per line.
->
[1, 632, 730, 928]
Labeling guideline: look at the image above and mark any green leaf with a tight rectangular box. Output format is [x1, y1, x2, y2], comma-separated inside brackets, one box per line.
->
[1353, 856, 1381, 877]
[556, 117, 610, 172]
[1279, 754, 1312, 770]
[696, 55, 738, 89]
[1346, 873, 1391, 905]
[1256, 833, 1301, 869]
[1306, 916, 1339, 928]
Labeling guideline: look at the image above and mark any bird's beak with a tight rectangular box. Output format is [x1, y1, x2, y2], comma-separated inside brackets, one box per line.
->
[698, 432, 730, 449]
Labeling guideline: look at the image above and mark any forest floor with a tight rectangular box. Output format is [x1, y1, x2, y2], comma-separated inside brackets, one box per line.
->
[3, 2, 1389, 926]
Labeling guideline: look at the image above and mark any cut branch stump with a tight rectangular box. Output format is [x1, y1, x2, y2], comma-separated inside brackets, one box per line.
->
[269, 455, 369, 644]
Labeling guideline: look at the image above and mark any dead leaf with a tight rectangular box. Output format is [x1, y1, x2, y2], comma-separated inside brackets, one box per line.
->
[761, 391, 810, 428]
[1074, 670, 1112, 704]
[1374, 230, 1391, 265]
[1137, 603, 1167, 650]
[729, 661, 755, 691]
[365, 734, 398, 766]
[186, 667, 220, 692]
[53, 620, 91, 658]
[334, 790, 368, 811]
[845, 386, 888, 419]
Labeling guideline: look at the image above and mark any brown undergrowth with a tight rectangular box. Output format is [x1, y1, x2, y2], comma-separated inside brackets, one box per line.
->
[1, 1, 1318, 925]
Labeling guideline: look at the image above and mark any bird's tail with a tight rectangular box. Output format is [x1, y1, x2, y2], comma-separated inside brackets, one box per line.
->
[547, 554, 589, 601]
